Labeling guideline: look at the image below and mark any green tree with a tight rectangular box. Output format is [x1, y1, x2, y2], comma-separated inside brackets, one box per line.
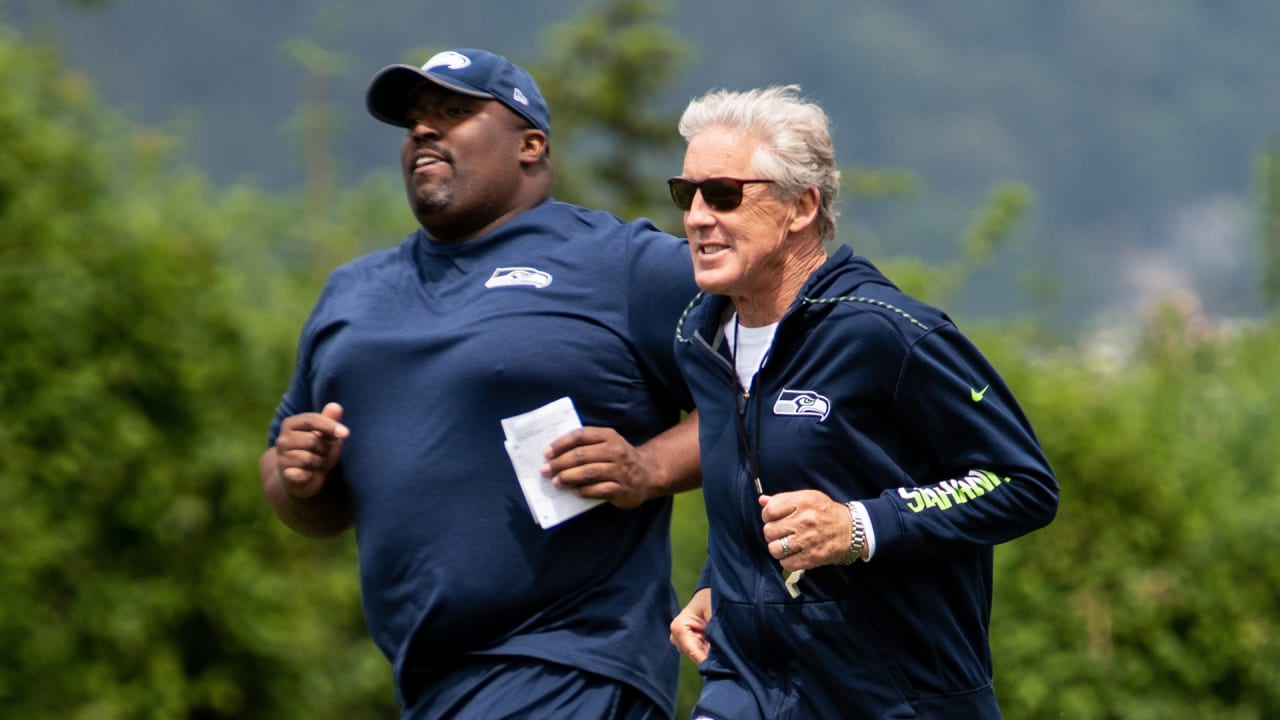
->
[531, 0, 690, 230]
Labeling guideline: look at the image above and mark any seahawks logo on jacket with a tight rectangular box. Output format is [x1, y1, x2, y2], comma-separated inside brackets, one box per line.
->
[773, 389, 831, 421]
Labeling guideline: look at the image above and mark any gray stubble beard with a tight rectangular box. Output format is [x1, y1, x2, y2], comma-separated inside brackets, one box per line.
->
[408, 181, 453, 217]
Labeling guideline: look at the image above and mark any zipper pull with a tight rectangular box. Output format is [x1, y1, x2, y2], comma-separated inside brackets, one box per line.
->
[754, 477, 764, 495]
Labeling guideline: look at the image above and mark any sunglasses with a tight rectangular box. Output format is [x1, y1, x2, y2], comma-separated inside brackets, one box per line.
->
[667, 177, 776, 212]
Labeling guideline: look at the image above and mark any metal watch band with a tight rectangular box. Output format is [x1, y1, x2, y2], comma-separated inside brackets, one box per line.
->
[838, 501, 865, 565]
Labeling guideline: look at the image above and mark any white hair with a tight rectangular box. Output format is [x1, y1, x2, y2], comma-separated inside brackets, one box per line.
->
[678, 85, 840, 242]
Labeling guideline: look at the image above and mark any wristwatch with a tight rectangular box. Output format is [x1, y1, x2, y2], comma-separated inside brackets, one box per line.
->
[838, 501, 865, 565]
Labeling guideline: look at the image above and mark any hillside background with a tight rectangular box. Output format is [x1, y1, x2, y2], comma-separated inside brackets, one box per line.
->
[12, 0, 1280, 330]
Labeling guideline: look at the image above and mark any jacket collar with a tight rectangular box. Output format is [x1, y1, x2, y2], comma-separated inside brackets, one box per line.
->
[676, 245, 858, 344]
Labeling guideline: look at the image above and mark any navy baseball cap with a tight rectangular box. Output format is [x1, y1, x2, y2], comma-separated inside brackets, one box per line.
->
[365, 48, 551, 135]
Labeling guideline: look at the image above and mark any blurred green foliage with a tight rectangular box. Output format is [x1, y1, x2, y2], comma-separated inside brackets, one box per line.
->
[0, 29, 399, 719]
[3, 5, 1279, 718]
[987, 308, 1280, 719]
[533, 0, 691, 230]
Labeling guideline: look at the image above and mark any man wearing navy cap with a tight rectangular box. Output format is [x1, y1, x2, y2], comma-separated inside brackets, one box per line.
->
[261, 48, 701, 719]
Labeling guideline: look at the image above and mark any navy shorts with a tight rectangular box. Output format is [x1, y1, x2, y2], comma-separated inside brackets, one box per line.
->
[402, 655, 668, 720]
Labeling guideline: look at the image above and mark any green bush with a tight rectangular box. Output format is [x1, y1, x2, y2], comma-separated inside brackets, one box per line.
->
[985, 311, 1280, 719]
[0, 31, 393, 719]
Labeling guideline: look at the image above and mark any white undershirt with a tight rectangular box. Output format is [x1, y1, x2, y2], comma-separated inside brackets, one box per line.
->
[723, 312, 778, 390]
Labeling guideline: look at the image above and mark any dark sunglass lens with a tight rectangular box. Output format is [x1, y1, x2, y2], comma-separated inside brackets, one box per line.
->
[700, 178, 745, 211]
[668, 179, 696, 210]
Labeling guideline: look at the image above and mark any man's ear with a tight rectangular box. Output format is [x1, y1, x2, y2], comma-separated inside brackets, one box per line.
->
[788, 186, 821, 233]
[519, 129, 549, 164]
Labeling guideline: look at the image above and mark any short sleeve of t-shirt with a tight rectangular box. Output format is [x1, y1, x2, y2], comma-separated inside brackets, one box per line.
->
[621, 219, 697, 414]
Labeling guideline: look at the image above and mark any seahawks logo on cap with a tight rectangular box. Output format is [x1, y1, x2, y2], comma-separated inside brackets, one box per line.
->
[773, 389, 831, 422]
[423, 51, 471, 71]
[485, 267, 553, 289]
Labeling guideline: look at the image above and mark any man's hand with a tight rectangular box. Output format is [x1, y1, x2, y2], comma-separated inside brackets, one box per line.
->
[760, 490, 853, 571]
[260, 402, 353, 538]
[272, 402, 349, 499]
[670, 587, 712, 664]
[542, 411, 700, 510]
[542, 426, 656, 509]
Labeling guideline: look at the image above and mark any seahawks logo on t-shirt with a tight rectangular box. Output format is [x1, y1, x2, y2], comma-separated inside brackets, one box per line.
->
[485, 267, 553, 289]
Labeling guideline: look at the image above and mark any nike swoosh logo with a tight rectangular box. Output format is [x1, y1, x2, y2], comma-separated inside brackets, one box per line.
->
[971, 385, 990, 402]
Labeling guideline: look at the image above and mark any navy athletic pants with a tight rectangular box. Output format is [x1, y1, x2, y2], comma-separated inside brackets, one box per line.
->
[401, 655, 668, 720]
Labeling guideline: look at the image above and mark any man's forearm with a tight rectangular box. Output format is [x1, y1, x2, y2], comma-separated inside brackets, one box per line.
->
[638, 410, 702, 498]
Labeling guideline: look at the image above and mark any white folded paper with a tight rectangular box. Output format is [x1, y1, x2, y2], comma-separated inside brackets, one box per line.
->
[501, 396, 606, 529]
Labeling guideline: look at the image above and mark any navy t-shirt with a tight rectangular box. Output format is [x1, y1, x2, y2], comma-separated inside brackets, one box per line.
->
[268, 200, 697, 713]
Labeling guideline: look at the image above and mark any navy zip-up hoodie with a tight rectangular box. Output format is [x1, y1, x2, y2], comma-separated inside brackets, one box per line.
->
[674, 246, 1058, 719]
